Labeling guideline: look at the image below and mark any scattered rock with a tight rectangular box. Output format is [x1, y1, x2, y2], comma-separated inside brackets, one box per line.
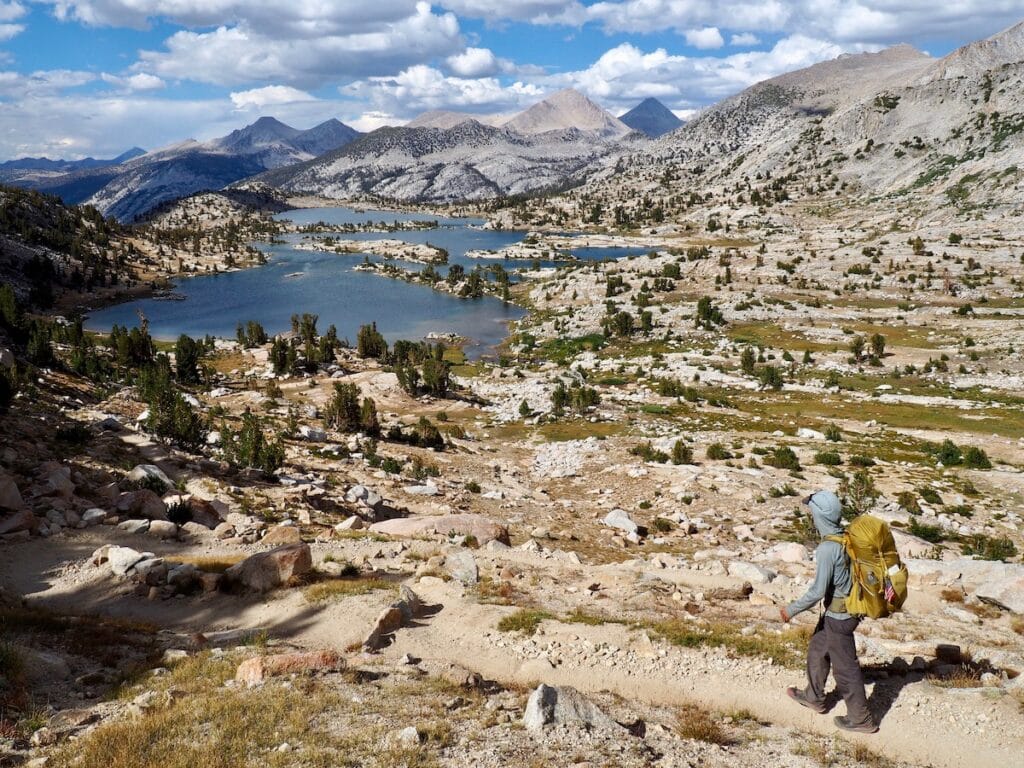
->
[261, 525, 303, 546]
[0, 473, 24, 510]
[445, 550, 479, 586]
[603, 509, 639, 536]
[976, 574, 1024, 614]
[0, 509, 36, 535]
[127, 464, 173, 491]
[224, 543, 312, 592]
[727, 561, 777, 584]
[106, 546, 149, 577]
[522, 684, 620, 733]
[235, 650, 346, 686]
[370, 514, 510, 546]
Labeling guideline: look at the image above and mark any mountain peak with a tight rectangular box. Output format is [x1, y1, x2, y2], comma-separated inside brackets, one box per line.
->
[619, 98, 683, 138]
[504, 89, 630, 139]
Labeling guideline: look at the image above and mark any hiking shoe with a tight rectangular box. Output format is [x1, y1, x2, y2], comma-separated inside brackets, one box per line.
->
[834, 716, 878, 734]
[786, 687, 826, 714]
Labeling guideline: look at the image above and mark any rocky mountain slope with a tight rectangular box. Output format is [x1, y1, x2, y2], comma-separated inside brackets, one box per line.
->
[619, 98, 683, 138]
[567, 21, 1024, 227]
[260, 119, 629, 203]
[504, 88, 632, 139]
[28, 118, 360, 223]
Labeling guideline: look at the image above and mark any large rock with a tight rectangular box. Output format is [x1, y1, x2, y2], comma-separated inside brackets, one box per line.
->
[892, 530, 937, 559]
[445, 550, 479, 586]
[369, 514, 510, 546]
[602, 509, 639, 536]
[116, 490, 168, 521]
[0, 474, 23, 510]
[106, 546, 148, 577]
[363, 586, 423, 651]
[0, 509, 36, 536]
[127, 464, 173, 491]
[38, 462, 74, 497]
[522, 684, 620, 733]
[727, 561, 777, 584]
[184, 497, 225, 529]
[906, 558, 1019, 589]
[345, 484, 383, 509]
[224, 544, 312, 592]
[235, 650, 346, 687]
[976, 575, 1024, 614]
[764, 542, 808, 563]
[261, 525, 302, 546]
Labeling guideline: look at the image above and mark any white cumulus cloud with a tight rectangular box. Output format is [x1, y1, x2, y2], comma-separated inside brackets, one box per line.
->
[229, 84, 314, 109]
[685, 26, 724, 49]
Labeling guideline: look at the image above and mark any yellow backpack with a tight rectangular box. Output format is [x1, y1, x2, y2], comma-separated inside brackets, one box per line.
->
[826, 515, 908, 619]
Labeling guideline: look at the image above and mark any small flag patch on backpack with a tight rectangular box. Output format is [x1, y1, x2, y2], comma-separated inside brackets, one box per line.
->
[883, 579, 896, 603]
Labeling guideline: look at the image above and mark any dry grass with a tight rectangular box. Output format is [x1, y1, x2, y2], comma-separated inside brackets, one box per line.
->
[1012, 616, 1024, 636]
[49, 653, 444, 768]
[940, 588, 964, 603]
[676, 704, 731, 745]
[303, 577, 398, 604]
[496, 609, 553, 636]
[652, 619, 812, 669]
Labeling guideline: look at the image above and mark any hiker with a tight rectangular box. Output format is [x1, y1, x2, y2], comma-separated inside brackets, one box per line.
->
[780, 490, 878, 734]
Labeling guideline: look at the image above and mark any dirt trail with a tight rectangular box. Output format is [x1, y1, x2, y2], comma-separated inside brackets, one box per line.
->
[382, 580, 1024, 768]
[4, 532, 1021, 768]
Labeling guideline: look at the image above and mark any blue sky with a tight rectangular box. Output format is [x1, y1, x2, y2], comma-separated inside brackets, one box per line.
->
[0, 1, 1020, 159]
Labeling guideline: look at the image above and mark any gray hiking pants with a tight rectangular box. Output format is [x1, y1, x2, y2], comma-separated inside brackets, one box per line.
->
[804, 615, 873, 726]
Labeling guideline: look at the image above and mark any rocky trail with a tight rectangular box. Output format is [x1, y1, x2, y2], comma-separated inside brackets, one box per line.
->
[3, 525, 1021, 768]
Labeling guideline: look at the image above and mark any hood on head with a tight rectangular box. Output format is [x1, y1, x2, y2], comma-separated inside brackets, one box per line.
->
[807, 490, 843, 537]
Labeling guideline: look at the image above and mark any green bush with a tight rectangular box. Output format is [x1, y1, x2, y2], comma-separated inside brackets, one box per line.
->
[814, 451, 842, 466]
[909, 516, 946, 543]
[671, 440, 694, 465]
[706, 442, 732, 460]
[765, 446, 801, 471]
[223, 413, 284, 474]
[962, 446, 992, 469]
[961, 534, 1017, 561]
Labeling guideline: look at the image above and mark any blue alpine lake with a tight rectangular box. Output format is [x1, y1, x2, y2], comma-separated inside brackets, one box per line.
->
[85, 206, 650, 357]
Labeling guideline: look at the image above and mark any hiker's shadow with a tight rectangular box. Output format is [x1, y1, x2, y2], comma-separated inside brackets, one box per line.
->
[863, 658, 927, 725]
[820, 657, 925, 725]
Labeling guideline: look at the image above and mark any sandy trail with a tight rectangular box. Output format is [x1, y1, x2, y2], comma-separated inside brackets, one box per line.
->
[3, 531, 1021, 768]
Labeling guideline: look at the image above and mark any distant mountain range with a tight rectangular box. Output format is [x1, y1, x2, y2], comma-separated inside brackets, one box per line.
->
[618, 98, 683, 138]
[258, 90, 640, 203]
[406, 89, 634, 139]
[1, 117, 359, 222]
[0, 148, 145, 186]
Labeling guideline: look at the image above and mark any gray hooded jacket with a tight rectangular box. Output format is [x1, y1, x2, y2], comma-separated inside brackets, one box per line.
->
[786, 491, 853, 620]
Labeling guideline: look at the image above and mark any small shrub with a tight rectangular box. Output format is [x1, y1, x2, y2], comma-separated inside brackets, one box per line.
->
[824, 423, 842, 442]
[896, 491, 921, 514]
[961, 534, 1017, 562]
[815, 451, 842, 466]
[497, 609, 551, 635]
[676, 705, 730, 745]
[849, 454, 876, 467]
[465, 480, 481, 493]
[909, 516, 946, 543]
[706, 442, 732, 460]
[962, 446, 992, 470]
[671, 440, 694, 465]
[765, 446, 801, 471]
[917, 486, 943, 505]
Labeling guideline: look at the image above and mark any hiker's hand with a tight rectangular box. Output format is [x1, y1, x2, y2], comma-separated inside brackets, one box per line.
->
[779, 607, 790, 623]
